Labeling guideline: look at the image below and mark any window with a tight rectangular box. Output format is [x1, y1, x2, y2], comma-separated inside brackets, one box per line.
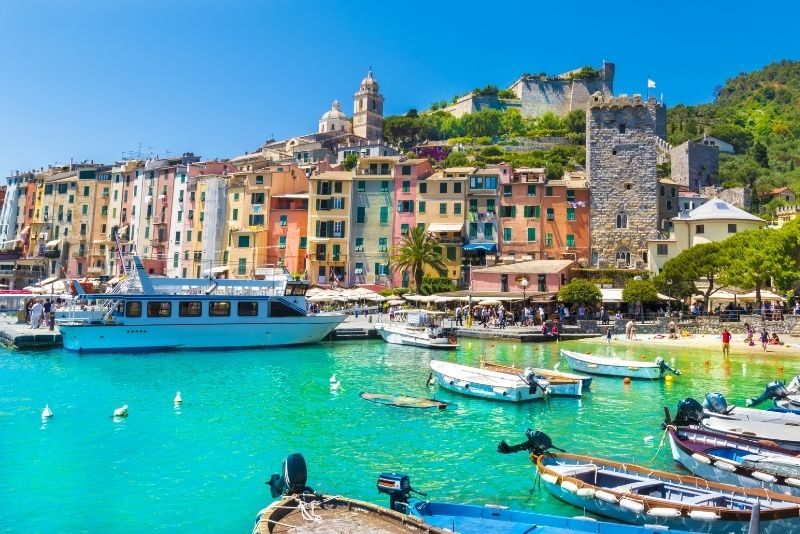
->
[300, 237, 307, 249]
[696, 224, 705, 234]
[545, 186, 554, 196]
[546, 208, 554, 221]
[402, 181, 410, 193]
[440, 183, 448, 194]
[419, 182, 427, 194]
[469, 176, 483, 189]
[545, 233, 553, 247]
[671, 188, 676, 198]
[378, 237, 387, 252]
[354, 262, 364, 275]
[566, 190, 575, 202]
[332, 197, 344, 210]
[238, 258, 247, 275]
[209, 301, 231, 317]
[616, 212, 628, 229]
[126, 301, 142, 317]
[332, 244, 341, 261]
[469, 199, 478, 212]
[186, 230, 192, 242]
[270, 300, 305, 317]
[251, 193, 265, 204]
[255, 175, 264, 184]
[666, 200, 672, 211]
[68, 194, 74, 204]
[566, 207, 576, 221]
[527, 227, 536, 242]
[179, 301, 202, 317]
[83, 185, 90, 196]
[660, 186, 665, 197]
[503, 227, 512, 242]
[401, 224, 409, 235]
[619, 123, 626, 134]
[524, 205, 540, 218]
[453, 203, 461, 215]
[616, 249, 631, 267]
[483, 223, 492, 238]
[469, 223, 478, 238]
[238, 235, 250, 248]
[657, 244, 669, 255]
[232, 208, 239, 221]
[397, 200, 414, 213]
[486, 199, 495, 212]
[279, 215, 287, 227]
[503, 185, 512, 197]
[278, 236, 286, 249]
[334, 181, 342, 194]
[380, 181, 389, 192]
[379, 206, 388, 224]
[439, 203, 447, 215]
[527, 184, 536, 197]
[501, 274, 509, 293]
[147, 301, 172, 318]
[332, 221, 344, 237]
[357, 206, 366, 223]
[401, 165, 411, 176]
[484, 177, 497, 189]
[357, 181, 365, 193]
[566, 234, 575, 247]
[728, 223, 737, 233]
[82, 204, 88, 215]
[238, 302, 258, 316]
[499, 206, 516, 217]
[418, 201, 426, 213]
[454, 182, 462, 194]
[174, 231, 180, 244]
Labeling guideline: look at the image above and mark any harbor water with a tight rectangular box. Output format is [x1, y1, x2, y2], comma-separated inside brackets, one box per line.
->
[0, 337, 795, 532]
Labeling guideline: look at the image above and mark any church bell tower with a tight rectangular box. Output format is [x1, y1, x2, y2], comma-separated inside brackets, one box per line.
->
[353, 70, 384, 141]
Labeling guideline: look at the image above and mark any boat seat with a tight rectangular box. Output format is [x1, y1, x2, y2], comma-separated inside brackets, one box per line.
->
[614, 481, 663, 494]
[681, 491, 726, 505]
[550, 464, 598, 478]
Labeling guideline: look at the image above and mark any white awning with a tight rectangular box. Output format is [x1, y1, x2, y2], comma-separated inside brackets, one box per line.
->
[600, 288, 624, 303]
[46, 239, 61, 247]
[203, 266, 229, 276]
[428, 223, 464, 233]
[36, 275, 60, 287]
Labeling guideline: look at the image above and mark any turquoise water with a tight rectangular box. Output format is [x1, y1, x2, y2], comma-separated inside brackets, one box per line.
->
[0, 338, 796, 533]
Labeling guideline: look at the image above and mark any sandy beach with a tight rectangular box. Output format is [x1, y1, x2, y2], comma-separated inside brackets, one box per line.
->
[584, 331, 800, 357]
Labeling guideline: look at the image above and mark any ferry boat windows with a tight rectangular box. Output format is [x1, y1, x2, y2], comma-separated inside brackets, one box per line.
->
[126, 301, 142, 317]
[284, 282, 308, 296]
[147, 301, 172, 318]
[269, 300, 305, 317]
[237, 302, 259, 316]
[178, 301, 202, 317]
[209, 301, 231, 317]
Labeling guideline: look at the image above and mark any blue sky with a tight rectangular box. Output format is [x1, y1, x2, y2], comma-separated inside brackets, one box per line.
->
[1, 0, 797, 174]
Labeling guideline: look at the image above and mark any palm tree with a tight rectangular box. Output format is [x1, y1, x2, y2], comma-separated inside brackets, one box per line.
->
[390, 226, 447, 294]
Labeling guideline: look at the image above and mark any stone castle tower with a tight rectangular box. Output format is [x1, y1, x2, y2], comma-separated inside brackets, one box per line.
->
[586, 92, 666, 268]
[353, 70, 384, 140]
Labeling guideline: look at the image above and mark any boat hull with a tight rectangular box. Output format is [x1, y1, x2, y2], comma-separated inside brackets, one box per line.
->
[668, 427, 800, 497]
[561, 350, 662, 379]
[375, 323, 458, 350]
[430, 360, 546, 403]
[480, 361, 590, 397]
[59, 314, 345, 352]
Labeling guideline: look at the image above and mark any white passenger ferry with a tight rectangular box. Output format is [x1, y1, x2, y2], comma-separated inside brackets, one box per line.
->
[58, 257, 346, 353]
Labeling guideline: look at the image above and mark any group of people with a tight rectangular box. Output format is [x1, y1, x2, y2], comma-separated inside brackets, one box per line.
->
[720, 324, 784, 356]
[26, 299, 54, 329]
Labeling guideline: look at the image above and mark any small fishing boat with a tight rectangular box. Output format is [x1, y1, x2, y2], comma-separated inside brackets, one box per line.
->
[429, 360, 549, 402]
[498, 429, 800, 533]
[665, 423, 800, 497]
[672, 394, 800, 451]
[374, 310, 458, 350]
[479, 358, 591, 397]
[360, 392, 454, 411]
[254, 454, 447, 534]
[747, 377, 800, 412]
[561, 349, 680, 380]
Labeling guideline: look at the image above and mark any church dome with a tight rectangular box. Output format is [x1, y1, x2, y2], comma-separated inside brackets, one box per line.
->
[321, 100, 347, 120]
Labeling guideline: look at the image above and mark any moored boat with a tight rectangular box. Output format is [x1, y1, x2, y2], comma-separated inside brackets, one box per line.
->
[479, 358, 591, 397]
[499, 429, 800, 533]
[665, 423, 800, 497]
[429, 360, 549, 402]
[747, 377, 800, 412]
[360, 392, 454, 411]
[57, 257, 345, 352]
[374, 310, 458, 350]
[561, 349, 680, 380]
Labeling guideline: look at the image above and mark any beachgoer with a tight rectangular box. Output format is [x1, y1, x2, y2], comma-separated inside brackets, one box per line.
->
[760, 329, 769, 352]
[668, 320, 677, 340]
[29, 300, 43, 329]
[625, 320, 634, 340]
[551, 323, 560, 342]
[721, 328, 731, 357]
[769, 332, 782, 345]
[455, 306, 463, 326]
[630, 320, 637, 340]
[606, 327, 612, 345]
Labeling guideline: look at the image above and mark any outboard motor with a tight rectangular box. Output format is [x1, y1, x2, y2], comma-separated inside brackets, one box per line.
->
[671, 397, 704, 427]
[498, 429, 565, 456]
[747, 380, 790, 407]
[655, 357, 681, 376]
[522, 369, 549, 395]
[703, 392, 730, 414]
[376, 473, 426, 513]
[788, 376, 800, 394]
[267, 453, 314, 498]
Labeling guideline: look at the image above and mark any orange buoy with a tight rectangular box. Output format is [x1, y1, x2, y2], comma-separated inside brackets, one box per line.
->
[623, 377, 632, 384]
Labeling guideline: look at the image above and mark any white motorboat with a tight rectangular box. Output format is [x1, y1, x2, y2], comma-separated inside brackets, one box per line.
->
[429, 360, 549, 402]
[374, 310, 458, 350]
[58, 257, 346, 353]
[560, 349, 680, 380]
[479, 359, 591, 397]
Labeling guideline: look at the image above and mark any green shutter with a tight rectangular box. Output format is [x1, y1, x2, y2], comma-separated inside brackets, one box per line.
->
[527, 228, 536, 241]
[380, 206, 388, 224]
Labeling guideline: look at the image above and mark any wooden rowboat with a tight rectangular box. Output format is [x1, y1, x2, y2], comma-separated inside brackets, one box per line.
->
[479, 359, 591, 397]
[429, 360, 549, 402]
[560, 349, 680, 380]
[359, 392, 453, 411]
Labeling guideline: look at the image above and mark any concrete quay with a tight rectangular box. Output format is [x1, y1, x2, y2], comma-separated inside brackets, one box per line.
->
[0, 316, 62, 349]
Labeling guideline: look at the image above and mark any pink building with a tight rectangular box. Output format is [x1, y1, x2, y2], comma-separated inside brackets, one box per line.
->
[469, 259, 575, 296]
[390, 158, 433, 287]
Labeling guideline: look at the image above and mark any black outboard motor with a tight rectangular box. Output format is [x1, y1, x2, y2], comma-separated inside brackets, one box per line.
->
[655, 357, 681, 376]
[522, 369, 547, 394]
[376, 473, 426, 513]
[747, 381, 790, 407]
[671, 397, 704, 427]
[703, 392, 730, 414]
[497, 429, 565, 455]
[267, 453, 314, 498]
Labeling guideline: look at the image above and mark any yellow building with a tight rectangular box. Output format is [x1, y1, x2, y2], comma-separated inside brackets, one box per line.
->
[307, 170, 352, 285]
[224, 170, 270, 279]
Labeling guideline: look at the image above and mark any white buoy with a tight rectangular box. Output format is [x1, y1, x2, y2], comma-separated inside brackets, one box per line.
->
[330, 380, 341, 391]
[113, 404, 128, 417]
[41, 404, 53, 419]
[643, 435, 654, 442]
[329, 374, 337, 384]
[174, 391, 182, 404]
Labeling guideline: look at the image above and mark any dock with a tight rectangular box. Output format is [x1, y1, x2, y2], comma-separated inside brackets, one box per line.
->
[0, 317, 62, 349]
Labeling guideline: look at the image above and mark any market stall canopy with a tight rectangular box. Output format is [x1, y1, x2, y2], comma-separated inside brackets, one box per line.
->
[739, 290, 784, 302]
[478, 298, 502, 306]
[463, 243, 497, 253]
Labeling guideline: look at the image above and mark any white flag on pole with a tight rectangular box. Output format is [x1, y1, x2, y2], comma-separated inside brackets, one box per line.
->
[647, 79, 656, 89]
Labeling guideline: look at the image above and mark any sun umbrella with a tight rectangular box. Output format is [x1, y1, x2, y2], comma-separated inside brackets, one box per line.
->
[478, 298, 502, 306]
[387, 299, 405, 306]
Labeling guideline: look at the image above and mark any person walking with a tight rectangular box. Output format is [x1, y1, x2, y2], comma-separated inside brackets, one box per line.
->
[668, 320, 677, 339]
[625, 319, 634, 340]
[29, 300, 43, 329]
[760, 328, 769, 352]
[606, 327, 612, 345]
[455, 305, 463, 326]
[721, 327, 731, 358]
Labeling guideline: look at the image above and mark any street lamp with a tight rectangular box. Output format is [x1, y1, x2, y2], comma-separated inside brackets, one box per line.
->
[667, 279, 673, 316]
[520, 277, 529, 322]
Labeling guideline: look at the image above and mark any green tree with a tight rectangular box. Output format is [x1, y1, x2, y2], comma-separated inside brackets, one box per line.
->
[441, 151, 469, 168]
[420, 276, 455, 295]
[390, 226, 448, 293]
[382, 116, 421, 148]
[500, 109, 525, 135]
[342, 153, 358, 171]
[558, 279, 601, 306]
[497, 88, 517, 99]
[752, 140, 770, 168]
[564, 109, 586, 134]
[656, 242, 729, 311]
[622, 279, 659, 305]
